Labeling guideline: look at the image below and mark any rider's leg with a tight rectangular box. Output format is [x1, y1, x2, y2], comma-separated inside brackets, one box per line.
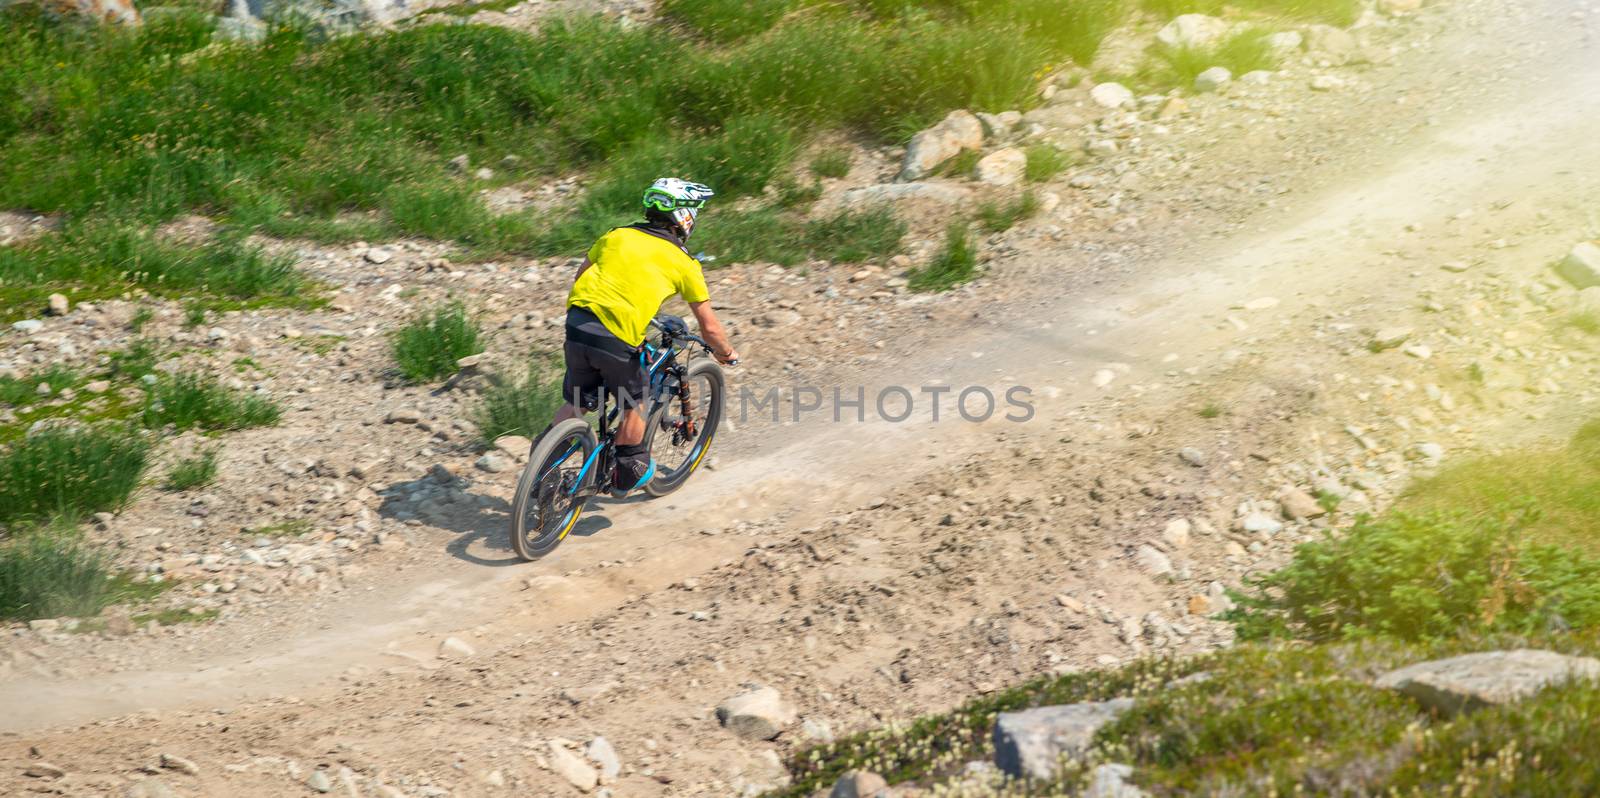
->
[616, 407, 645, 446]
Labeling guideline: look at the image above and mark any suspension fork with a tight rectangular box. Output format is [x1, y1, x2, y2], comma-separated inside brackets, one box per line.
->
[673, 364, 697, 439]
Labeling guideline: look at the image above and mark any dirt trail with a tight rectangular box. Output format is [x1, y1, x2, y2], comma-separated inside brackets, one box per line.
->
[4, 0, 1600, 794]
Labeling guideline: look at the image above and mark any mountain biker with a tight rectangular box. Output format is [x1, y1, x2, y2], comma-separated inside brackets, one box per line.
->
[553, 178, 740, 493]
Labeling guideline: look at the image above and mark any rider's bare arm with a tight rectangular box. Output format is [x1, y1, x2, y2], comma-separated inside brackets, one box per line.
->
[689, 300, 738, 364]
[573, 256, 592, 282]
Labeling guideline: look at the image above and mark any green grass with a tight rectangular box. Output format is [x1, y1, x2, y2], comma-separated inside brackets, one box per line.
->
[908, 223, 978, 292]
[935, 149, 982, 180]
[0, 365, 83, 408]
[105, 338, 162, 380]
[128, 306, 154, 333]
[772, 418, 1600, 797]
[0, 222, 303, 323]
[976, 191, 1040, 233]
[809, 148, 853, 179]
[1141, 0, 1360, 25]
[1197, 402, 1223, 419]
[391, 302, 483, 383]
[0, 527, 124, 621]
[142, 372, 282, 432]
[696, 207, 906, 267]
[1148, 27, 1279, 90]
[163, 448, 219, 491]
[250, 519, 313, 538]
[472, 358, 564, 444]
[0, 426, 151, 531]
[1024, 144, 1074, 183]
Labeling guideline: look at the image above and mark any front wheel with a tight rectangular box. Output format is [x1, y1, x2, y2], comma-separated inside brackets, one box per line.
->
[509, 418, 597, 561]
[643, 359, 725, 497]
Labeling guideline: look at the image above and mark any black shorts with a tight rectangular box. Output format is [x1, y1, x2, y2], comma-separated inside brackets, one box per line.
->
[562, 306, 647, 412]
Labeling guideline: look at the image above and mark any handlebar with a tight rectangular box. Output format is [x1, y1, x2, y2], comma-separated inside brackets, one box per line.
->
[648, 319, 737, 366]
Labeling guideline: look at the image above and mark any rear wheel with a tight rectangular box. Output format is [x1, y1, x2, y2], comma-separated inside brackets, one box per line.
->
[509, 418, 597, 561]
[643, 359, 725, 497]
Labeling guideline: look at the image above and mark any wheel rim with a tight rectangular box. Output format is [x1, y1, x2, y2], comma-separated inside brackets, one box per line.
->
[650, 369, 718, 482]
[523, 432, 589, 548]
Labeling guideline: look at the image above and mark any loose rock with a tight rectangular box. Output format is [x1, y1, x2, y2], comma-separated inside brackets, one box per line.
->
[992, 699, 1134, 780]
[1089, 82, 1135, 109]
[716, 686, 796, 741]
[1556, 242, 1600, 289]
[1194, 67, 1231, 93]
[829, 770, 889, 798]
[1376, 650, 1600, 715]
[548, 741, 599, 791]
[900, 110, 984, 181]
[975, 148, 1027, 186]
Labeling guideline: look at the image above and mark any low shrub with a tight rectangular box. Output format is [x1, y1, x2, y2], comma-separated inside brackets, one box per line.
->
[908, 223, 978, 292]
[0, 426, 151, 530]
[105, 338, 162, 380]
[164, 448, 219, 491]
[472, 358, 565, 444]
[1150, 27, 1279, 89]
[142, 373, 282, 432]
[391, 302, 483, 383]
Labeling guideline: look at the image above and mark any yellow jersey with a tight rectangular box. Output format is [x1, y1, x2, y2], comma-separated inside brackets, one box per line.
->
[567, 226, 711, 347]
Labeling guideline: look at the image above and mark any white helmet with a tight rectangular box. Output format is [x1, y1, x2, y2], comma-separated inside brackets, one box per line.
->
[642, 178, 715, 240]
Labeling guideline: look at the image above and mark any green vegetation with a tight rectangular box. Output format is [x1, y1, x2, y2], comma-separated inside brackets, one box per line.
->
[142, 373, 283, 432]
[697, 207, 905, 267]
[391, 302, 484, 383]
[1024, 144, 1073, 183]
[164, 448, 219, 491]
[1565, 310, 1600, 336]
[0, 223, 303, 323]
[1141, 0, 1360, 25]
[0, 527, 132, 620]
[1197, 401, 1223, 419]
[908, 223, 978, 292]
[976, 191, 1040, 233]
[472, 358, 565, 444]
[0, 426, 151, 531]
[128, 306, 154, 333]
[809, 149, 854, 180]
[776, 420, 1600, 795]
[0, 365, 82, 407]
[935, 149, 982, 179]
[105, 338, 162, 380]
[1149, 27, 1279, 89]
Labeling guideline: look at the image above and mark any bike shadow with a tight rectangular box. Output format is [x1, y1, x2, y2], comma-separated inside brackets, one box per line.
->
[375, 470, 523, 567]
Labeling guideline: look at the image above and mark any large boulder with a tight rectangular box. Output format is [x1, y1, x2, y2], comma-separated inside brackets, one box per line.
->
[1155, 14, 1229, 49]
[899, 110, 984, 182]
[716, 685, 796, 741]
[1375, 650, 1600, 715]
[3, 0, 141, 24]
[1556, 242, 1600, 289]
[992, 699, 1134, 780]
[975, 148, 1027, 186]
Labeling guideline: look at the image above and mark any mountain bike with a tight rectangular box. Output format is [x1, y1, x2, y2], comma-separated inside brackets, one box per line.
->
[508, 314, 730, 561]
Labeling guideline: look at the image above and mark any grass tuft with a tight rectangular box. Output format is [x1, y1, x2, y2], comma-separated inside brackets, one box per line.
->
[809, 148, 853, 179]
[472, 358, 565, 445]
[1024, 144, 1074, 183]
[391, 302, 483, 383]
[909, 223, 978, 292]
[1149, 27, 1279, 89]
[696, 207, 905, 267]
[976, 191, 1040, 233]
[142, 373, 282, 432]
[0, 426, 151, 531]
[164, 448, 219, 492]
[0, 527, 118, 621]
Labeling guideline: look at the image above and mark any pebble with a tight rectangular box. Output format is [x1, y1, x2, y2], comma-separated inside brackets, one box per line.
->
[1178, 447, 1207, 467]
[11, 319, 42, 333]
[307, 770, 333, 793]
[159, 753, 201, 776]
[475, 453, 513, 473]
[439, 636, 476, 659]
[364, 248, 393, 264]
[385, 408, 422, 424]
[47, 293, 69, 316]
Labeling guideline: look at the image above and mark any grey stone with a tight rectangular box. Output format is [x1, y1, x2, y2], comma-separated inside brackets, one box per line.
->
[992, 699, 1134, 780]
[23, 762, 66, 778]
[438, 636, 476, 659]
[1178, 447, 1207, 467]
[364, 248, 393, 264]
[1239, 70, 1273, 85]
[307, 770, 333, 793]
[716, 685, 796, 741]
[1266, 30, 1303, 53]
[447, 154, 470, 173]
[475, 454, 513, 473]
[1194, 67, 1232, 92]
[1155, 14, 1228, 49]
[11, 319, 43, 333]
[1086, 763, 1147, 798]
[548, 742, 599, 791]
[1556, 242, 1600, 289]
[1371, 327, 1412, 350]
[586, 736, 621, 779]
[46, 293, 69, 316]
[1088, 82, 1134, 109]
[899, 110, 983, 181]
[1409, 442, 1445, 465]
[158, 753, 200, 776]
[1239, 512, 1284, 536]
[1278, 488, 1324, 520]
[123, 779, 178, 798]
[1136, 544, 1173, 577]
[830, 770, 889, 798]
[384, 408, 421, 424]
[1375, 650, 1600, 715]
